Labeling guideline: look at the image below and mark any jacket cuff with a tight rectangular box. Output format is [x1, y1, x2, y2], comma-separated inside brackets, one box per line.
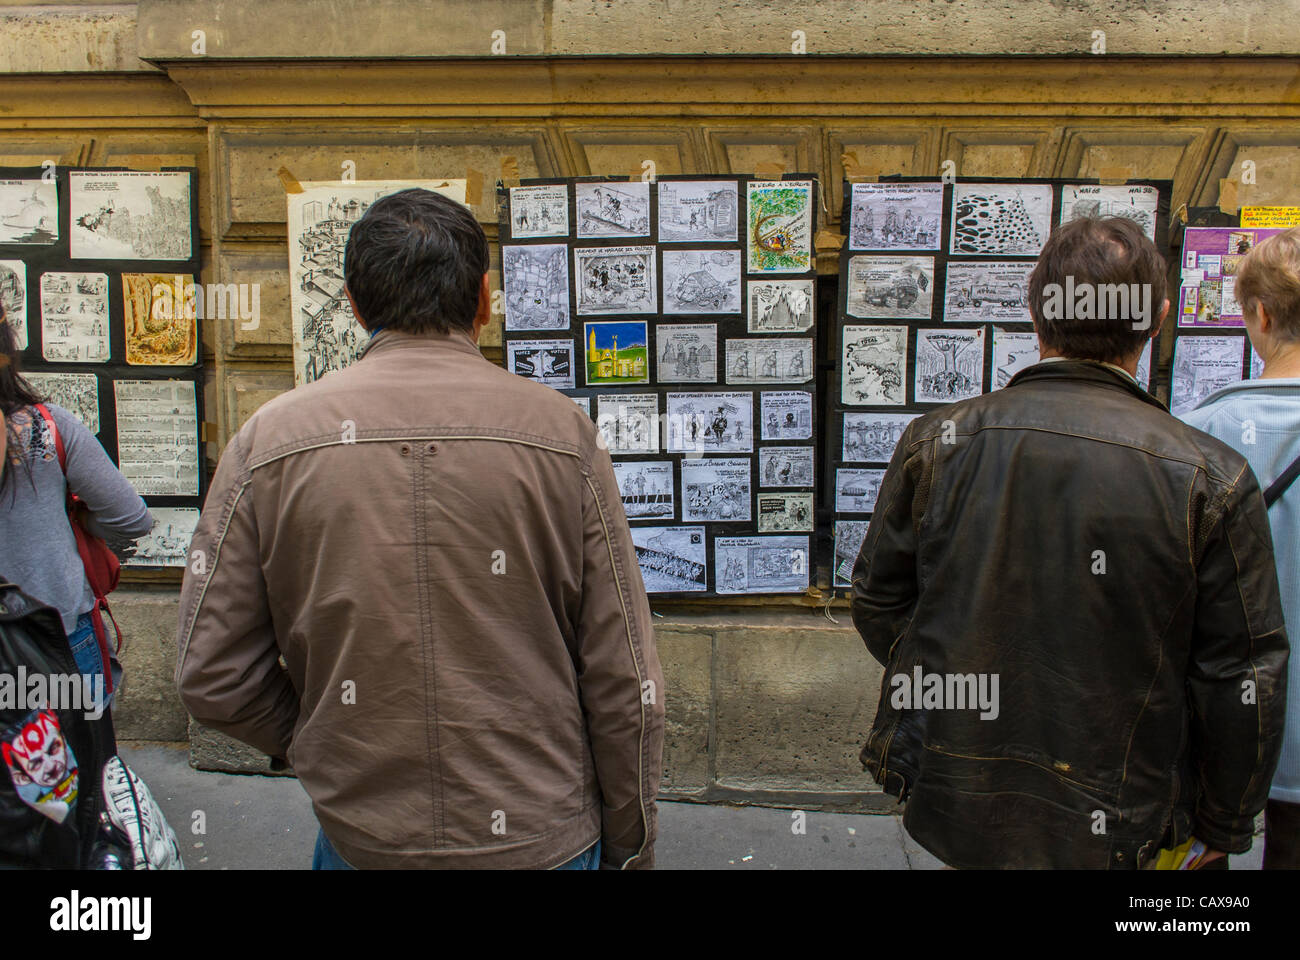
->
[1192, 809, 1256, 855]
[601, 842, 654, 870]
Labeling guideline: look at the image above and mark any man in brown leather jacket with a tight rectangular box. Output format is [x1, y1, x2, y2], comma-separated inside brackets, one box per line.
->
[852, 216, 1289, 869]
[176, 189, 664, 870]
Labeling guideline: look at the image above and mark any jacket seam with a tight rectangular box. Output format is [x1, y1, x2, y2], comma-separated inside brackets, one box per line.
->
[584, 473, 651, 870]
[921, 744, 1118, 798]
[247, 433, 582, 471]
[176, 479, 251, 672]
[1224, 521, 1269, 815]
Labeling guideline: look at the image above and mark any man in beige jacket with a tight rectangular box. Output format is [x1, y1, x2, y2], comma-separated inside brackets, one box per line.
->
[176, 188, 664, 870]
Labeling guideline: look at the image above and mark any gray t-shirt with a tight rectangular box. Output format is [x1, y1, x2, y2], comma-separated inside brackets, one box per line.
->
[0, 403, 153, 633]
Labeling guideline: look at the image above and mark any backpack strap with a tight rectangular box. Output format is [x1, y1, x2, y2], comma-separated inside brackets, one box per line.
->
[1264, 451, 1300, 509]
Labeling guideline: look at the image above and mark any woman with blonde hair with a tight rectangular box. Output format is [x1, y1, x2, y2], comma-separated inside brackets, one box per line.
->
[1184, 226, 1300, 869]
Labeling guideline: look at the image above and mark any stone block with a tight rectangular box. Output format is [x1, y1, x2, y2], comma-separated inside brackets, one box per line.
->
[655, 627, 712, 796]
[110, 588, 189, 742]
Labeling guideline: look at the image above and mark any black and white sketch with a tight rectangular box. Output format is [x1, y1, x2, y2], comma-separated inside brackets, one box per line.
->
[662, 249, 741, 314]
[833, 520, 870, 587]
[125, 508, 199, 568]
[991, 328, 1040, 389]
[726, 338, 813, 385]
[658, 180, 738, 242]
[915, 327, 985, 403]
[1137, 340, 1154, 390]
[715, 535, 809, 594]
[596, 393, 660, 454]
[288, 179, 468, 383]
[0, 260, 27, 349]
[574, 245, 657, 315]
[508, 184, 569, 238]
[950, 182, 1052, 256]
[943, 261, 1033, 323]
[0, 179, 58, 244]
[113, 379, 199, 496]
[846, 256, 934, 320]
[842, 412, 918, 462]
[571, 396, 591, 416]
[1059, 184, 1159, 241]
[837, 468, 887, 513]
[848, 181, 943, 251]
[747, 279, 813, 333]
[681, 457, 751, 522]
[23, 372, 99, 434]
[506, 339, 576, 390]
[757, 492, 814, 533]
[657, 324, 717, 383]
[841, 325, 907, 406]
[612, 459, 675, 520]
[761, 391, 812, 441]
[665, 391, 753, 454]
[759, 446, 813, 488]
[503, 243, 571, 330]
[576, 182, 650, 239]
[40, 272, 109, 363]
[631, 526, 707, 593]
[1171, 335, 1244, 415]
[1250, 344, 1265, 380]
[69, 171, 191, 261]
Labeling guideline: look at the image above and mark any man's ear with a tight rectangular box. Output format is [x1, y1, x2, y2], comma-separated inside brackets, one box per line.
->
[345, 287, 368, 332]
[471, 273, 491, 343]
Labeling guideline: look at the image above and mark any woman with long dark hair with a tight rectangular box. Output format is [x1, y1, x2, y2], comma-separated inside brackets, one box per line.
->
[0, 304, 153, 702]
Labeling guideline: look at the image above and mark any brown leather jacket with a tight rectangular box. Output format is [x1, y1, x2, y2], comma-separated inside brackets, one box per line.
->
[176, 329, 664, 869]
[852, 360, 1289, 869]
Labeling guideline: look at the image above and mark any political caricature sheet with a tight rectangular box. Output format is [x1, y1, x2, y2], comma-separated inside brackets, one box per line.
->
[848, 181, 943, 251]
[0, 179, 58, 245]
[715, 536, 809, 594]
[596, 393, 660, 454]
[842, 411, 918, 462]
[23, 372, 99, 434]
[756, 492, 814, 532]
[288, 179, 467, 384]
[836, 467, 887, 513]
[681, 457, 751, 522]
[950, 182, 1052, 256]
[991, 328, 1040, 389]
[833, 520, 870, 587]
[502, 243, 571, 331]
[760, 391, 813, 441]
[574, 245, 657, 315]
[506, 338, 576, 390]
[943, 261, 1033, 324]
[759, 445, 813, 488]
[662, 249, 741, 315]
[69, 171, 191, 260]
[612, 459, 675, 521]
[665, 391, 753, 454]
[113, 379, 199, 496]
[1171, 335, 1244, 415]
[841, 325, 907, 406]
[656, 323, 717, 383]
[915, 327, 985, 403]
[726, 338, 813, 385]
[658, 180, 738, 242]
[846, 256, 935, 320]
[125, 507, 199, 568]
[41, 273, 109, 363]
[746, 180, 812, 273]
[631, 525, 707, 593]
[507, 184, 569, 239]
[1059, 183, 1159, 241]
[747, 278, 813, 333]
[0, 260, 27, 349]
[576, 182, 650, 239]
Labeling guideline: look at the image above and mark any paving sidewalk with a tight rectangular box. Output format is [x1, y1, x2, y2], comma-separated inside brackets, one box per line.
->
[119, 742, 1262, 870]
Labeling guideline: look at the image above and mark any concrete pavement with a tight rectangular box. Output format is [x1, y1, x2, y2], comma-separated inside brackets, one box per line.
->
[119, 742, 1263, 870]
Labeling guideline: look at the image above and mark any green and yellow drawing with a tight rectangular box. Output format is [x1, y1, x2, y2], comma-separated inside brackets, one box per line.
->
[585, 321, 649, 385]
[747, 182, 812, 273]
[122, 273, 197, 365]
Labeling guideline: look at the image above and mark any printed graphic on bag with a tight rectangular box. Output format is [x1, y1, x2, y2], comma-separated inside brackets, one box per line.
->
[2, 709, 78, 823]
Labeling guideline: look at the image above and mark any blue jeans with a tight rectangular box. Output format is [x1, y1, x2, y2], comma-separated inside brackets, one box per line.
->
[67, 612, 115, 711]
[312, 828, 601, 870]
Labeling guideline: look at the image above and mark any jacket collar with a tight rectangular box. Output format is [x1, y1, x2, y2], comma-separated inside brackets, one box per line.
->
[1006, 358, 1167, 412]
[358, 327, 483, 363]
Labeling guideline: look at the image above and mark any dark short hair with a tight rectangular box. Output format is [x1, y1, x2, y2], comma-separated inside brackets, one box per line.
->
[343, 188, 488, 334]
[1028, 216, 1167, 362]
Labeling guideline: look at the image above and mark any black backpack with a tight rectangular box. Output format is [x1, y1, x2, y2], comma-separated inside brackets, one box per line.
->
[0, 579, 117, 868]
